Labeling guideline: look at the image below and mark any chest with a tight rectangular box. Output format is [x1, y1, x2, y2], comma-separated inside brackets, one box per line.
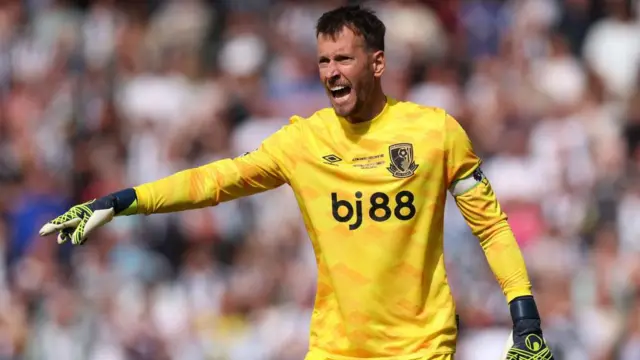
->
[288, 134, 446, 231]
[289, 134, 445, 193]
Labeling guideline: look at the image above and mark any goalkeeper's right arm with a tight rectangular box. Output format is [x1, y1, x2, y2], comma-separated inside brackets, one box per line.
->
[40, 123, 298, 245]
[133, 147, 288, 214]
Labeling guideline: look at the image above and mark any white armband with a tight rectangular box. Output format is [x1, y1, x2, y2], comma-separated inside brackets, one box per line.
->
[449, 167, 486, 196]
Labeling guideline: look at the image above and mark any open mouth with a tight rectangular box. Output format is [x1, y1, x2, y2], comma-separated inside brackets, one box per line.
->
[329, 85, 352, 99]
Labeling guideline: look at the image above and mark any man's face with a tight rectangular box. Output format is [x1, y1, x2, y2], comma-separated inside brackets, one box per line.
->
[317, 27, 382, 118]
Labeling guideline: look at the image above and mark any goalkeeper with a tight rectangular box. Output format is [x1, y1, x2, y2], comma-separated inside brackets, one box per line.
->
[41, 5, 553, 360]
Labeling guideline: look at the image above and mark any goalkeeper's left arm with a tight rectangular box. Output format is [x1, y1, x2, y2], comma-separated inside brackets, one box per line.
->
[451, 168, 553, 360]
[444, 113, 554, 360]
[40, 121, 300, 245]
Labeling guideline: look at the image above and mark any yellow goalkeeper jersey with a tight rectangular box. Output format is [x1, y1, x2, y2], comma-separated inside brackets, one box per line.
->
[134, 98, 532, 359]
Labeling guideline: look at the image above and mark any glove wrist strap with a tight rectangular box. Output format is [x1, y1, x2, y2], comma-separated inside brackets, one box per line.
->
[108, 188, 138, 215]
[510, 296, 543, 336]
[509, 295, 540, 322]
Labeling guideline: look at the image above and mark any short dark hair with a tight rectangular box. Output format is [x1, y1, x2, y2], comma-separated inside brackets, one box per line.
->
[316, 5, 385, 52]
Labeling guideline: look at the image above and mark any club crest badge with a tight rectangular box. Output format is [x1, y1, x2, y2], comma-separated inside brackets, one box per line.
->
[387, 143, 419, 178]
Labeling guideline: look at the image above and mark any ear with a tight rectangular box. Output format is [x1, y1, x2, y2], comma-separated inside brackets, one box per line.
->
[372, 50, 385, 78]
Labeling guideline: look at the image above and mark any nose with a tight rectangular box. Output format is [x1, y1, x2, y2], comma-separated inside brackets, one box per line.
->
[327, 73, 341, 84]
[325, 62, 341, 81]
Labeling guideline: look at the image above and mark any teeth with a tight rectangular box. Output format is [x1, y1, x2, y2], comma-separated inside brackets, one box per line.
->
[331, 86, 347, 91]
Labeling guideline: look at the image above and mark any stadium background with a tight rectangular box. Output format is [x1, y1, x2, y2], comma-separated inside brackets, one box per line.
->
[0, 0, 639, 359]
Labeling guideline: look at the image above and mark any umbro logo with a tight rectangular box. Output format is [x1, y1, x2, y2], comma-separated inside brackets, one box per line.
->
[323, 154, 342, 166]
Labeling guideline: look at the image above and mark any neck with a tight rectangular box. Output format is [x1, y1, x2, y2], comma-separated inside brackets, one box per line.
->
[346, 85, 386, 124]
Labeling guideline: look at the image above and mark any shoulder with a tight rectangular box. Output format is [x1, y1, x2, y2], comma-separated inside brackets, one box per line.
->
[287, 107, 338, 133]
[290, 107, 336, 124]
[389, 99, 449, 128]
[390, 100, 446, 119]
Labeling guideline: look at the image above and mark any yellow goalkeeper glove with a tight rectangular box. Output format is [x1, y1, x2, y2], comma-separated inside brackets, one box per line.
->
[503, 296, 554, 360]
[39, 188, 137, 245]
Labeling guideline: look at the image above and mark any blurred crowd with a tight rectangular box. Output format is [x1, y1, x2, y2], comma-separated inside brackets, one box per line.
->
[0, 0, 639, 359]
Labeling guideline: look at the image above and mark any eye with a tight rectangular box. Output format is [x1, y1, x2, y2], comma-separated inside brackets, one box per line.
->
[334, 55, 352, 63]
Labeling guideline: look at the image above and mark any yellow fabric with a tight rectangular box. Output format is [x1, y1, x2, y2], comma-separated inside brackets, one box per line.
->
[305, 350, 454, 360]
[445, 113, 532, 303]
[134, 123, 295, 213]
[133, 98, 531, 358]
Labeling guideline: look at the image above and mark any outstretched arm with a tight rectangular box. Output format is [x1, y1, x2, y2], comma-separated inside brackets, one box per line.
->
[133, 144, 289, 214]
[40, 122, 299, 244]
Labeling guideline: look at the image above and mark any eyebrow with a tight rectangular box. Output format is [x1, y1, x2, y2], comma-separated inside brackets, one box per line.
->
[318, 51, 353, 60]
